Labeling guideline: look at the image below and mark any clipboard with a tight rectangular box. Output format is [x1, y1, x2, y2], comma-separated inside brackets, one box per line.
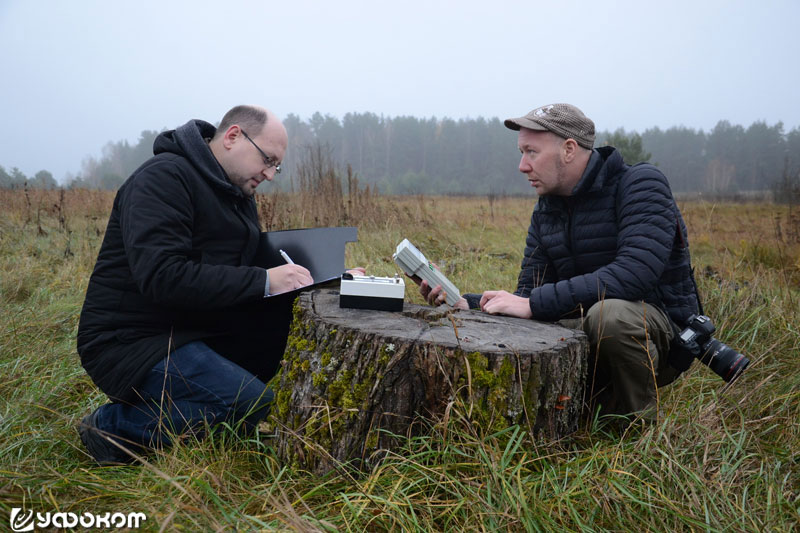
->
[253, 226, 358, 295]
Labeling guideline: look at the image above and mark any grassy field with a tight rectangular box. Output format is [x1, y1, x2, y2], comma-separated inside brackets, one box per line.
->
[1, 187, 798, 531]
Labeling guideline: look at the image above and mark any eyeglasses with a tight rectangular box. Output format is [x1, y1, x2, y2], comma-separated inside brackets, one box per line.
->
[240, 129, 282, 174]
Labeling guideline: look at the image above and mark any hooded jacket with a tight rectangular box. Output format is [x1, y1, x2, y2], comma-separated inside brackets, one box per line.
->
[77, 120, 281, 401]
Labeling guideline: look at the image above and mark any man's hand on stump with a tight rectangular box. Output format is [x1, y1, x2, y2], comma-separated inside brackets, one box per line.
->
[480, 290, 532, 319]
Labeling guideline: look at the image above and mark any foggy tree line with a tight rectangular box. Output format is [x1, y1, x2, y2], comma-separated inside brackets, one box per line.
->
[0, 166, 58, 190]
[639, 120, 800, 193]
[3, 114, 799, 195]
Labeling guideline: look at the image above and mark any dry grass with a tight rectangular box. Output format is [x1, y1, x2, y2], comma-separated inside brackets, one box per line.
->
[1, 186, 798, 531]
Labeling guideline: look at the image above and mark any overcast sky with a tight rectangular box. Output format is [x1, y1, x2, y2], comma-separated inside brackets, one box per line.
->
[2, 0, 799, 183]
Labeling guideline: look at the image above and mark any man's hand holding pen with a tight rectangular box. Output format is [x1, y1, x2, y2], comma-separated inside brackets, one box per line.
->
[268, 249, 365, 295]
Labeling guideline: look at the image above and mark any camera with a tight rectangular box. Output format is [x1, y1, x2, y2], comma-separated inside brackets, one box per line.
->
[677, 314, 749, 382]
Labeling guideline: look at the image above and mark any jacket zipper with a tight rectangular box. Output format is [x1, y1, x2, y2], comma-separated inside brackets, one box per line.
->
[566, 200, 577, 268]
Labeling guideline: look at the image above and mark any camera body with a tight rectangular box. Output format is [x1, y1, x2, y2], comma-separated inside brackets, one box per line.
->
[677, 314, 749, 382]
[677, 314, 716, 346]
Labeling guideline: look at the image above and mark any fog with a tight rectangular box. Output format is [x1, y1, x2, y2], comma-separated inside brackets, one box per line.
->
[1, 0, 798, 183]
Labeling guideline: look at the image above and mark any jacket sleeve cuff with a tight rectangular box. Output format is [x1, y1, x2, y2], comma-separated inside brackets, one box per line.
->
[463, 293, 482, 310]
[264, 269, 270, 297]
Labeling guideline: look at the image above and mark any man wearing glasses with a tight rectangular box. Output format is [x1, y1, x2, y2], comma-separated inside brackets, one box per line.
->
[77, 105, 314, 464]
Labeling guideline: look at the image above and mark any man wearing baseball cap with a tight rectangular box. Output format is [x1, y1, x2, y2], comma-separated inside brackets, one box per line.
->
[420, 103, 700, 424]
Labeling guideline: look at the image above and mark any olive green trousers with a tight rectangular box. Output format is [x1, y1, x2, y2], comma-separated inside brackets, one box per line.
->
[563, 299, 679, 421]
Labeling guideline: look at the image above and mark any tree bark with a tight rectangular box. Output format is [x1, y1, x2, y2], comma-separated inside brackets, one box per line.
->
[272, 289, 588, 474]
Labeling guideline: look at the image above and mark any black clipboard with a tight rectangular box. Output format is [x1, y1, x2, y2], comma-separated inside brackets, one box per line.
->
[253, 226, 358, 295]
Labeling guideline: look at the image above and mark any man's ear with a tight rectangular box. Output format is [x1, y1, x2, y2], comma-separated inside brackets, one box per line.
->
[221, 125, 241, 149]
[562, 138, 578, 163]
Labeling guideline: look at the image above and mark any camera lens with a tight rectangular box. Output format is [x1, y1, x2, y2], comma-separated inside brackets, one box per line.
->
[699, 338, 750, 382]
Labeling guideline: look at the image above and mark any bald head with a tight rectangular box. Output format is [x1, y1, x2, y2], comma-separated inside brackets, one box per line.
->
[209, 105, 288, 195]
[213, 105, 285, 140]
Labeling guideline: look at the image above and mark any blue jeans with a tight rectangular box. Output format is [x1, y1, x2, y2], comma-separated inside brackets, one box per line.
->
[92, 341, 273, 459]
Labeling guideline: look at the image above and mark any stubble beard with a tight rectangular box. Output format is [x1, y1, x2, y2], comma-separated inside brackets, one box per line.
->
[553, 157, 570, 196]
[228, 173, 259, 197]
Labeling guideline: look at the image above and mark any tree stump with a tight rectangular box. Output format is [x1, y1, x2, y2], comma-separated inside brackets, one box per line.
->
[272, 289, 588, 474]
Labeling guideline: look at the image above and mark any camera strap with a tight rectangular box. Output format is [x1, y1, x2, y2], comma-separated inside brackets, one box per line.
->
[666, 208, 707, 373]
[614, 163, 706, 320]
[677, 218, 705, 317]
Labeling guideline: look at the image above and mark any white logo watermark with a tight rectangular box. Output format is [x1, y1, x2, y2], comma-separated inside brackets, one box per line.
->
[10, 507, 146, 531]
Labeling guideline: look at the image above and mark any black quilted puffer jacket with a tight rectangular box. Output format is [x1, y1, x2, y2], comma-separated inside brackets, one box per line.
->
[511, 146, 699, 330]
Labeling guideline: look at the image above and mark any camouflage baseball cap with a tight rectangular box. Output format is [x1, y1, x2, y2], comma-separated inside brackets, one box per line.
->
[504, 103, 595, 149]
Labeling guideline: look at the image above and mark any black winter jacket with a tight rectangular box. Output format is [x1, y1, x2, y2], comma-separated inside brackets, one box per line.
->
[515, 146, 699, 327]
[77, 120, 282, 402]
[466, 146, 699, 346]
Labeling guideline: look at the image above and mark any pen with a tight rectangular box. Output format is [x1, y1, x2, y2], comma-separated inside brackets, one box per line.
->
[279, 249, 294, 264]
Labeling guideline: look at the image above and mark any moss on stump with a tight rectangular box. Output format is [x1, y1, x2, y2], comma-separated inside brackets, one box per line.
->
[272, 289, 587, 474]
